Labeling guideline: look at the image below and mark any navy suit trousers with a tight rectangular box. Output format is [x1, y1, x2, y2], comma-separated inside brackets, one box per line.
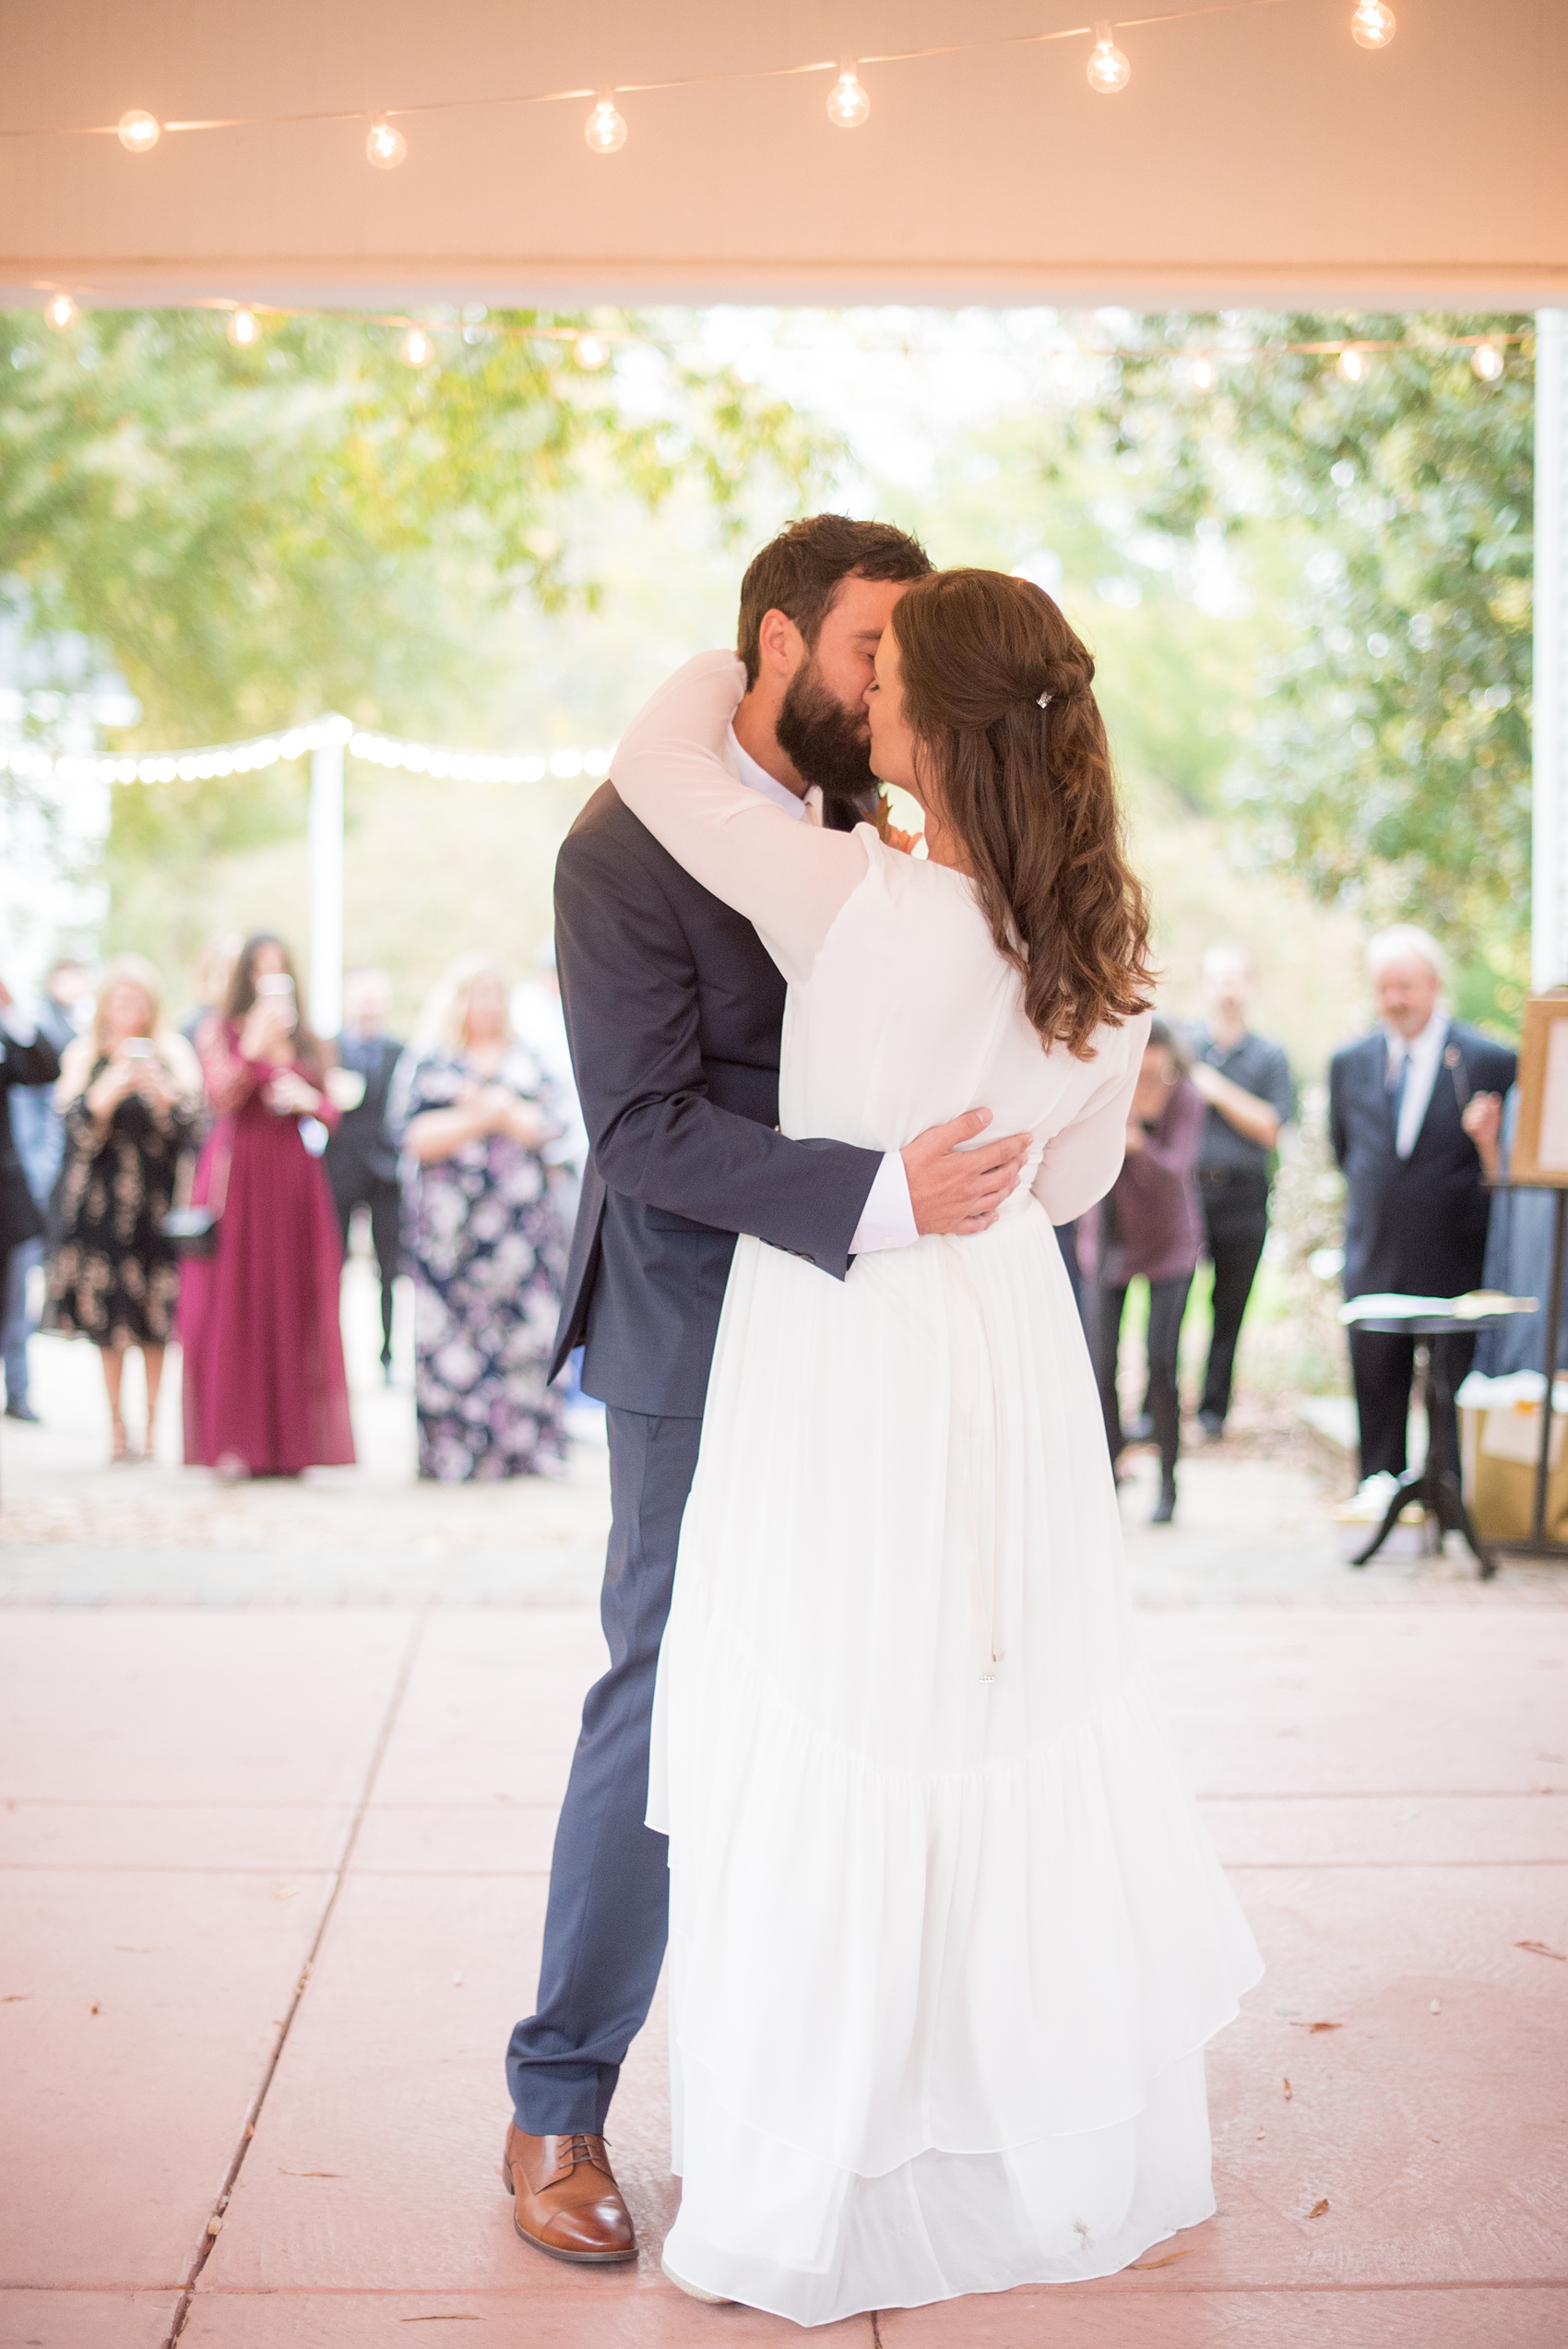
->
[506, 1407, 703, 2134]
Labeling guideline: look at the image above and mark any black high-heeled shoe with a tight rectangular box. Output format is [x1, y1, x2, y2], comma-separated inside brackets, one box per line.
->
[1151, 1471, 1177, 1525]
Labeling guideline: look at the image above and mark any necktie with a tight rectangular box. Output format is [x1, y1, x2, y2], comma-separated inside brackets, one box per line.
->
[1388, 1048, 1408, 1149]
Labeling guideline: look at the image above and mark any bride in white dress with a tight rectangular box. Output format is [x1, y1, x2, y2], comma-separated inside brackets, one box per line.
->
[611, 567, 1262, 2327]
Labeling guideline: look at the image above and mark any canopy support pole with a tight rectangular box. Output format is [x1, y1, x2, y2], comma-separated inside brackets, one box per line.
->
[1533, 312, 1568, 991]
[308, 723, 345, 1039]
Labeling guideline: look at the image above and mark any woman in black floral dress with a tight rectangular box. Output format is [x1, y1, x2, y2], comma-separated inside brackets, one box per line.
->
[48, 956, 203, 1461]
[391, 957, 570, 1481]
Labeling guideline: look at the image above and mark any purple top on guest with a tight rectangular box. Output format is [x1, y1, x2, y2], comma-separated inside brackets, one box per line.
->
[1078, 1074, 1206, 1286]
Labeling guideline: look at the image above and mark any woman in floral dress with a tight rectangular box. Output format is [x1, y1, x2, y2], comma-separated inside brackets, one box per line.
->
[49, 955, 203, 1461]
[392, 957, 570, 1480]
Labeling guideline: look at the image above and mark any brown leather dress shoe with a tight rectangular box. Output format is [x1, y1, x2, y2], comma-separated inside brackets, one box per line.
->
[501, 2125, 637, 2263]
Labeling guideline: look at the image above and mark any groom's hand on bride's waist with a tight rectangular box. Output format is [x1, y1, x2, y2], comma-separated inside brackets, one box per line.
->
[903, 1110, 1031, 1235]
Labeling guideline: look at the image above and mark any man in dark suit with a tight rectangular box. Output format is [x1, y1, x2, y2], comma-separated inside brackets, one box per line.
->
[322, 968, 404, 1380]
[3, 958, 84, 1421]
[1329, 924, 1515, 1500]
[503, 517, 1033, 2265]
[0, 973, 65, 1432]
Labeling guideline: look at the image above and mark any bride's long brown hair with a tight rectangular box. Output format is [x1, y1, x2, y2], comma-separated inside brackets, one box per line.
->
[888, 569, 1153, 1058]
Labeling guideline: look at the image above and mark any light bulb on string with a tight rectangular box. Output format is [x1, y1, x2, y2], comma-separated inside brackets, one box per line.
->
[1190, 355, 1216, 391]
[227, 308, 258, 349]
[826, 64, 871, 128]
[45, 292, 77, 330]
[1472, 341, 1504, 382]
[1336, 346, 1368, 383]
[365, 117, 408, 170]
[402, 327, 432, 367]
[574, 333, 610, 370]
[116, 109, 161, 153]
[584, 93, 627, 154]
[1087, 23, 1131, 94]
[1350, 1, 1396, 48]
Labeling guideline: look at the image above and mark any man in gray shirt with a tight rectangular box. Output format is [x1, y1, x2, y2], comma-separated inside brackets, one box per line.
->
[1184, 944, 1296, 1437]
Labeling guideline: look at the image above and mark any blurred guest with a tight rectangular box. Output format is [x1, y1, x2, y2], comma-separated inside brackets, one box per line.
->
[0, 974, 64, 1413]
[2, 957, 89, 1422]
[323, 967, 404, 1382]
[1329, 925, 1515, 1508]
[392, 956, 569, 1481]
[1054, 1216, 1090, 1333]
[1184, 944, 1296, 1438]
[47, 957, 202, 1463]
[179, 933, 354, 1479]
[1460, 1088, 1556, 1377]
[182, 936, 240, 1047]
[1080, 1019, 1205, 1524]
[511, 940, 589, 1217]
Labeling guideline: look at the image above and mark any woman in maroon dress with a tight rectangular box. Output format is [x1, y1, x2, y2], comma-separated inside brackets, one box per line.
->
[180, 934, 354, 1478]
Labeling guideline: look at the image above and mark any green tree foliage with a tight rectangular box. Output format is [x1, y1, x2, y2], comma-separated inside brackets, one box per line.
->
[0, 305, 834, 881]
[1083, 314, 1533, 983]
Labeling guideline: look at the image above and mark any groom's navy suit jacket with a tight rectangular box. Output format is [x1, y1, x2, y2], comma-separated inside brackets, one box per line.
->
[1328, 1019, 1515, 1301]
[550, 782, 883, 1415]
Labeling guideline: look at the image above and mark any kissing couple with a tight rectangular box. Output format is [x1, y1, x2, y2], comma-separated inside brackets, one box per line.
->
[504, 515, 1261, 2325]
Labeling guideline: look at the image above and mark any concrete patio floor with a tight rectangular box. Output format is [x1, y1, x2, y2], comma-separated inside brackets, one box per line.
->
[3, 1285, 1566, 2348]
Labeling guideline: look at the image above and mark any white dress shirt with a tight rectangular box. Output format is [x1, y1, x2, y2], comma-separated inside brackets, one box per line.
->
[727, 723, 918, 1255]
[1384, 1008, 1448, 1159]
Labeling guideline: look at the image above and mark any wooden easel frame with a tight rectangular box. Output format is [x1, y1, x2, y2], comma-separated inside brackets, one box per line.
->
[1508, 991, 1568, 1189]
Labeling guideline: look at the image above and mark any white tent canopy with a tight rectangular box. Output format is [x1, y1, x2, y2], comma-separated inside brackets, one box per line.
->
[4, 0, 1567, 1009]
[2, 0, 1565, 312]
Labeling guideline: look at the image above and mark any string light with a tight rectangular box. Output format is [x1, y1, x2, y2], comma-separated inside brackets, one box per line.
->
[1087, 23, 1131, 94]
[584, 93, 627, 154]
[365, 117, 408, 169]
[574, 333, 609, 369]
[116, 109, 161, 153]
[45, 292, 77, 330]
[826, 65, 872, 128]
[402, 326, 432, 366]
[1350, 1, 1396, 48]
[1472, 341, 1505, 382]
[0, 719, 617, 791]
[227, 307, 258, 348]
[1190, 355, 1216, 390]
[17, 4, 1430, 167]
[1336, 346, 1368, 383]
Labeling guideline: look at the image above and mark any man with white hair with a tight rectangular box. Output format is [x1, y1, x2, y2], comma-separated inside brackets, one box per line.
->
[1328, 924, 1515, 1508]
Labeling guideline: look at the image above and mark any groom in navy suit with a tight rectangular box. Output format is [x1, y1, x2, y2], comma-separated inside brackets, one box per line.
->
[1329, 924, 1515, 1492]
[503, 517, 1033, 2264]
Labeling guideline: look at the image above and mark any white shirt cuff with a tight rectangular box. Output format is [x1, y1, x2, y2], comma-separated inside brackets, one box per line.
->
[849, 1150, 918, 1254]
[0, 1007, 37, 1045]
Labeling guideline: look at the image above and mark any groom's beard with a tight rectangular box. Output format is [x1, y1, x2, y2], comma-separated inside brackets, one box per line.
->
[775, 658, 878, 814]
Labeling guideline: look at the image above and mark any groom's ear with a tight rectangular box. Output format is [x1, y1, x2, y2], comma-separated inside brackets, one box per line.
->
[754, 606, 807, 686]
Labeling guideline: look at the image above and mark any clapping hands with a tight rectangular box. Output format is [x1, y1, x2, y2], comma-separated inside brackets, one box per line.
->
[456, 1079, 548, 1148]
[264, 1067, 321, 1118]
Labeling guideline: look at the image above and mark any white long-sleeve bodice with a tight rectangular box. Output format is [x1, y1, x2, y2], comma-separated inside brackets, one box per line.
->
[611, 651, 1146, 1223]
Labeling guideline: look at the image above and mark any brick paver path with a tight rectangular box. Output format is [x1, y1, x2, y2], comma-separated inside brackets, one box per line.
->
[3, 1285, 1565, 2347]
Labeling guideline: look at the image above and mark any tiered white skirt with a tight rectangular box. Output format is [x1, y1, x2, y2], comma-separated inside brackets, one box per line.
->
[649, 1202, 1262, 2326]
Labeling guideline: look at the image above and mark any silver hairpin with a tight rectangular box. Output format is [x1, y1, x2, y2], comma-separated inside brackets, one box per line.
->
[1036, 689, 1052, 709]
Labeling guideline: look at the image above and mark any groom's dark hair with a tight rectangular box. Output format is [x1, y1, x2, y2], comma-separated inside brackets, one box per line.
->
[736, 515, 932, 686]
